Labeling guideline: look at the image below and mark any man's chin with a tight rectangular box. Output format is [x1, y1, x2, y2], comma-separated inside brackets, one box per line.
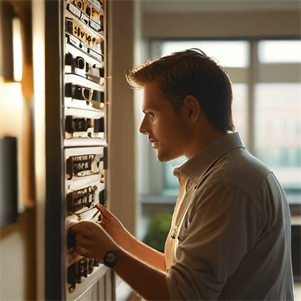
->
[156, 150, 178, 163]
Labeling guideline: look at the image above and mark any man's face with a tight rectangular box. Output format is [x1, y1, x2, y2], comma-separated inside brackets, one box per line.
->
[139, 81, 190, 162]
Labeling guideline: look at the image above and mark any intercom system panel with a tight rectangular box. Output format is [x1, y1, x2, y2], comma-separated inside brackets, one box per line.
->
[63, 0, 108, 299]
[64, 0, 106, 148]
[64, 57, 106, 147]
[64, 133, 108, 300]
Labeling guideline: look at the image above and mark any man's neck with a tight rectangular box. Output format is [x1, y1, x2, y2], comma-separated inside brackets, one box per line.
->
[185, 129, 226, 159]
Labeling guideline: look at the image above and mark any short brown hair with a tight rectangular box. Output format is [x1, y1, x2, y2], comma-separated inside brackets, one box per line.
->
[125, 48, 235, 132]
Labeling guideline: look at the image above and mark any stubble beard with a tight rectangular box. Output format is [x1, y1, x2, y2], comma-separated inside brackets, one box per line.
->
[156, 149, 178, 163]
[155, 121, 190, 163]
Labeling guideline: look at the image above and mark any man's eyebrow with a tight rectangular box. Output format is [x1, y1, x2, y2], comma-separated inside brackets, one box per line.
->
[143, 108, 158, 113]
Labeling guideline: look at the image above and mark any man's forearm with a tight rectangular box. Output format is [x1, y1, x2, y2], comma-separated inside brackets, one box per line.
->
[116, 230, 166, 272]
[112, 247, 170, 301]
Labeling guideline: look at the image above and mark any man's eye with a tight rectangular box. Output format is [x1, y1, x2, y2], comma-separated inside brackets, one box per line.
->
[149, 113, 157, 119]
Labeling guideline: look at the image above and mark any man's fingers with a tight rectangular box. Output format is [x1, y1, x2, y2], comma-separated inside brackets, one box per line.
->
[74, 233, 89, 245]
[96, 203, 106, 213]
[76, 246, 89, 257]
[99, 221, 109, 232]
[74, 233, 95, 251]
[71, 221, 99, 237]
[96, 204, 111, 222]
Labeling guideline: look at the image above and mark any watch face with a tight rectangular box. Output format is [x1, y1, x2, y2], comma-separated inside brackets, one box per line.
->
[104, 250, 118, 267]
[106, 252, 116, 263]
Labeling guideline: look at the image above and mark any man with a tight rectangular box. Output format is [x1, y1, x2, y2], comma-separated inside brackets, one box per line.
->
[71, 49, 294, 300]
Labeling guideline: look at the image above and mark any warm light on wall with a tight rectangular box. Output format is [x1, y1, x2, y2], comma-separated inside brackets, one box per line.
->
[0, 81, 23, 135]
[32, 1, 46, 298]
[12, 17, 23, 82]
[33, 10, 46, 203]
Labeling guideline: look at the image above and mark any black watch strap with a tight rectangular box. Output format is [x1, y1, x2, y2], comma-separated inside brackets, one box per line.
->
[103, 250, 118, 268]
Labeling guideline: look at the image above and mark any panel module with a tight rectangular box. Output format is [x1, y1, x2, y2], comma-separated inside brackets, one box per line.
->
[63, 0, 108, 299]
[64, 0, 106, 148]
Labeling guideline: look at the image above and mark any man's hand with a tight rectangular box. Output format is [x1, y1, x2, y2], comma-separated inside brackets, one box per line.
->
[71, 221, 118, 261]
[71, 208, 170, 300]
[96, 204, 129, 245]
[97, 204, 166, 272]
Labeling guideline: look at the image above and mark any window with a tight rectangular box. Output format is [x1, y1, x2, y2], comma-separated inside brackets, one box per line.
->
[140, 39, 301, 209]
[255, 40, 301, 206]
[258, 40, 301, 64]
[161, 40, 249, 67]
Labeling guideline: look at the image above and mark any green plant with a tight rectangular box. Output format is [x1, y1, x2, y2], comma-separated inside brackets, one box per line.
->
[143, 213, 172, 252]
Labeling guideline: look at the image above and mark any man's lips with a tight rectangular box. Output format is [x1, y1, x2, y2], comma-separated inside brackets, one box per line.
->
[149, 139, 159, 149]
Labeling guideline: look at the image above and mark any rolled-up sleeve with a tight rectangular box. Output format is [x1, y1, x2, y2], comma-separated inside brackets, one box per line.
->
[166, 182, 264, 300]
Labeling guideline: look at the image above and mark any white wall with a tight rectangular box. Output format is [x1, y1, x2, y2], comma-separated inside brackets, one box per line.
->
[107, 0, 138, 235]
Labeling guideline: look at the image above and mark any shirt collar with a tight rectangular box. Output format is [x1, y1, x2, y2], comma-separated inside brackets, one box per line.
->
[173, 132, 245, 185]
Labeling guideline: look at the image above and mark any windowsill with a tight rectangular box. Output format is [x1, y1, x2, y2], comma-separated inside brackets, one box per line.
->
[141, 194, 177, 204]
[291, 216, 301, 225]
[140, 195, 301, 224]
[290, 204, 301, 218]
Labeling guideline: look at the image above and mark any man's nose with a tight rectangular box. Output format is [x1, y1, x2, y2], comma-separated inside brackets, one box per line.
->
[139, 116, 149, 135]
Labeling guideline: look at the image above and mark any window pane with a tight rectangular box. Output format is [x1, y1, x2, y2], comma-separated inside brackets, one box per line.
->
[232, 83, 248, 146]
[258, 40, 301, 64]
[163, 156, 187, 195]
[161, 41, 249, 68]
[255, 83, 301, 204]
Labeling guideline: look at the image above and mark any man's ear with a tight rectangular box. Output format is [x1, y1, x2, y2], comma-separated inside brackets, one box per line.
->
[182, 95, 200, 124]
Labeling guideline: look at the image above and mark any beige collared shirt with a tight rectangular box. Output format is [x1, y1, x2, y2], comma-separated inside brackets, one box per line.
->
[165, 132, 294, 300]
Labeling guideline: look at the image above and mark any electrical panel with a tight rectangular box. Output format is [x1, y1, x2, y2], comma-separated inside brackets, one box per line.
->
[63, 0, 108, 299]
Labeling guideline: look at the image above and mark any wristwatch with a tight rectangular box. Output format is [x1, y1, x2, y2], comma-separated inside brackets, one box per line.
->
[103, 250, 118, 268]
